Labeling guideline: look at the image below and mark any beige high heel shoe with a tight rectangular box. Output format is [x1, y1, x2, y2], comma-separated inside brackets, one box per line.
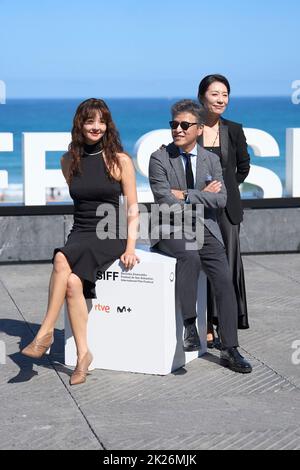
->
[69, 351, 93, 386]
[21, 332, 54, 358]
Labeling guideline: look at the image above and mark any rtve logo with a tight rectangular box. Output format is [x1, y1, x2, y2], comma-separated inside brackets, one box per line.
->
[94, 303, 111, 313]
[97, 271, 119, 281]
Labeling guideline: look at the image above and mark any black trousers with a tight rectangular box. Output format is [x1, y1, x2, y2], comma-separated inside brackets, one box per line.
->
[207, 209, 249, 329]
[156, 227, 238, 349]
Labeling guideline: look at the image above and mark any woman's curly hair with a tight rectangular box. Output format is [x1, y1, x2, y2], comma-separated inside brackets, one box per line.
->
[68, 98, 123, 181]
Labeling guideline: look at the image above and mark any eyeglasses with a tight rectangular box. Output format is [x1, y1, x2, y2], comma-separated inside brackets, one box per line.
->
[169, 120, 199, 131]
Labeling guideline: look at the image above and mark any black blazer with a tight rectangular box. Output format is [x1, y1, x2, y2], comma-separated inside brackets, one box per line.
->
[198, 118, 250, 225]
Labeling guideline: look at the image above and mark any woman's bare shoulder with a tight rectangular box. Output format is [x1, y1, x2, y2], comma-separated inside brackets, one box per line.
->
[117, 152, 133, 167]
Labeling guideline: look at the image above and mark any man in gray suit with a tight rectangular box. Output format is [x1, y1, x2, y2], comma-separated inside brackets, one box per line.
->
[149, 99, 252, 373]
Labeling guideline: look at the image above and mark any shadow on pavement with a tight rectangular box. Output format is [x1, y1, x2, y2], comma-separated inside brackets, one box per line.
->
[0, 318, 73, 384]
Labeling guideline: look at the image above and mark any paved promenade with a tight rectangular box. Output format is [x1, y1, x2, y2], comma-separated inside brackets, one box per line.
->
[0, 254, 300, 450]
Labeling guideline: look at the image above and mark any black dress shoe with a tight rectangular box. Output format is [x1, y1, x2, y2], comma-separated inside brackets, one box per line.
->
[207, 336, 222, 350]
[220, 347, 252, 374]
[206, 336, 222, 351]
[207, 325, 222, 350]
[183, 323, 201, 352]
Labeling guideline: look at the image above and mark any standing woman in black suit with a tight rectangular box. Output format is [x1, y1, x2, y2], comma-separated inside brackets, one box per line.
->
[197, 74, 250, 346]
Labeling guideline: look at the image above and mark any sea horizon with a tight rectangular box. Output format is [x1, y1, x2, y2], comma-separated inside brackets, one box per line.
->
[3, 95, 292, 100]
[0, 96, 299, 203]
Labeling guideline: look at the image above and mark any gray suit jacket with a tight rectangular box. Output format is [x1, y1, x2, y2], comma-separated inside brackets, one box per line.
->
[148, 142, 227, 247]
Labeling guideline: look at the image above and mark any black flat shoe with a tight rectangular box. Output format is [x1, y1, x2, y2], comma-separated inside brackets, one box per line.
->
[183, 323, 201, 352]
[207, 336, 222, 350]
[213, 337, 222, 350]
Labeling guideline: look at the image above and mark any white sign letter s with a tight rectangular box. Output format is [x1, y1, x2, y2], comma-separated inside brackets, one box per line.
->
[244, 129, 282, 198]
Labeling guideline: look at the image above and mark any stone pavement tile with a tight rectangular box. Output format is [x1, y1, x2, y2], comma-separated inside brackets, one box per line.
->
[0, 273, 101, 451]
[239, 328, 300, 388]
[0, 421, 101, 450]
[67, 384, 300, 450]
[244, 254, 300, 285]
[54, 352, 300, 450]
[241, 254, 300, 387]
[1, 255, 300, 450]
[0, 263, 64, 330]
[0, 357, 102, 450]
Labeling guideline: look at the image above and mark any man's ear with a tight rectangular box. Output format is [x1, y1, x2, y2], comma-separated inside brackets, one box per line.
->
[197, 125, 204, 137]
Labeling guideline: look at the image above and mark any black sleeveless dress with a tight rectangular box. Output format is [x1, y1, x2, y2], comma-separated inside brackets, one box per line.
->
[53, 143, 127, 298]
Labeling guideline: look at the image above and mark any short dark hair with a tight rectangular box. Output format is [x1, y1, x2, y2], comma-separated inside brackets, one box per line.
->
[197, 74, 231, 103]
[171, 99, 206, 125]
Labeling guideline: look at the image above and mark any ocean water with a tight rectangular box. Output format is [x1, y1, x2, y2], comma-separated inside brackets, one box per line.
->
[0, 97, 299, 202]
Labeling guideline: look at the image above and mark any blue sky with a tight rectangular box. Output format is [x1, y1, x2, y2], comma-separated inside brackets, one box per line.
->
[0, 0, 299, 97]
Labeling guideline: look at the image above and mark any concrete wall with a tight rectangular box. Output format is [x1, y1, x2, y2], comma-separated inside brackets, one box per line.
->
[0, 215, 66, 262]
[240, 208, 300, 253]
[1, 208, 300, 262]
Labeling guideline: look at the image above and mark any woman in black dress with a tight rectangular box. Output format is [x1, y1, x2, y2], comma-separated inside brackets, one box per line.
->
[22, 98, 140, 384]
[197, 75, 250, 347]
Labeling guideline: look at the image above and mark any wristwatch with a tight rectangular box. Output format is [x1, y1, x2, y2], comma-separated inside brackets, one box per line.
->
[183, 190, 189, 202]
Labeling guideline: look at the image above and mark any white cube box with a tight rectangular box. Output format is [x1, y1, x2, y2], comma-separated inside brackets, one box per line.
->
[65, 246, 207, 375]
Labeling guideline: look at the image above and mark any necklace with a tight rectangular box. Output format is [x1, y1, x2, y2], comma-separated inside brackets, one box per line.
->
[206, 121, 220, 149]
[85, 149, 103, 156]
